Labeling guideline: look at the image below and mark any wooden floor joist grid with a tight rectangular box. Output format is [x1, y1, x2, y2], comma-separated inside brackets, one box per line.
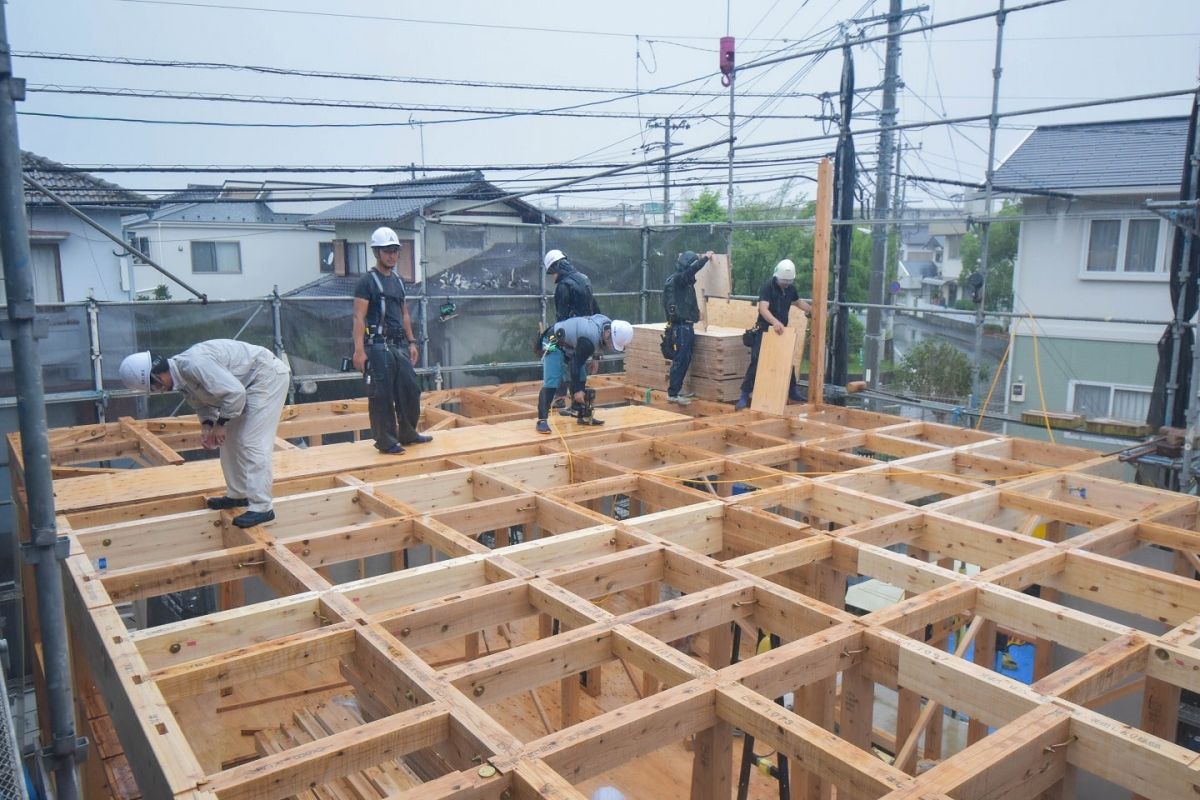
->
[13, 377, 1200, 800]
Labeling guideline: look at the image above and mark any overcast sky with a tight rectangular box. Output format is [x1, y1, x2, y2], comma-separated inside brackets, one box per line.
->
[6, 0, 1199, 211]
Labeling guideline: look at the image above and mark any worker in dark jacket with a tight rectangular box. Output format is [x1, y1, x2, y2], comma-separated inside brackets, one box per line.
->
[544, 249, 601, 409]
[662, 250, 714, 405]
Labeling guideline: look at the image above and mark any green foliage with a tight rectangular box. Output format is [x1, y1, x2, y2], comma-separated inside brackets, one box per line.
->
[681, 190, 725, 223]
[959, 201, 1019, 311]
[893, 339, 973, 400]
[136, 284, 172, 301]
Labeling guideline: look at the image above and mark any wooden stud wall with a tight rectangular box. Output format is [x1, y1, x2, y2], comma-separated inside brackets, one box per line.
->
[12, 377, 1200, 800]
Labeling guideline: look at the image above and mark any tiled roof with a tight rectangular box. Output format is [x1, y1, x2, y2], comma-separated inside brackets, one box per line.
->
[306, 171, 553, 224]
[992, 116, 1189, 193]
[22, 151, 150, 208]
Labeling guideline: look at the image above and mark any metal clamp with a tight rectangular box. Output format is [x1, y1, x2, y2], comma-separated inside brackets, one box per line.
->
[21, 535, 70, 564]
[40, 734, 89, 768]
[0, 316, 49, 340]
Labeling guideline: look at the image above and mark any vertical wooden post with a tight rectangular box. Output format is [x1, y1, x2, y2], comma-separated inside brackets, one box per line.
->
[808, 157, 834, 406]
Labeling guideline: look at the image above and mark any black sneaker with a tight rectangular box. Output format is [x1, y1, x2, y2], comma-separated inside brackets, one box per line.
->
[206, 496, 249, 510]
[232, 509, 275, 528]
[379, 443, 405, 454]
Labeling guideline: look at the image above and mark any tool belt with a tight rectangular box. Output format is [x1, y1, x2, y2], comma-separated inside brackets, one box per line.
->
[367, 335, 408, 347]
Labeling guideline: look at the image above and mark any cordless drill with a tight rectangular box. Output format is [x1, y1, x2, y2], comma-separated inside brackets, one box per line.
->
[576, 387, 602, 426]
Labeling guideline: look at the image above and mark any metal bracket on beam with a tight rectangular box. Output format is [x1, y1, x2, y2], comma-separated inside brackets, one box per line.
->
[40, 735, 89, 769]
[21, 535, 70, 564]
[0, 316, 49, 340]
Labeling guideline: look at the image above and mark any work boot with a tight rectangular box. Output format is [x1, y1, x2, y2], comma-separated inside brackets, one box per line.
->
[552, 396, 566, 409]
[379, 443, 405, 455]
[734, 393, 751, 411]
[788, 385, 807, 403]
[536, 419, 552, 434]
[206, 496, 249, 510]
[668, 395, 692, 406]
[406, 433, 433, 444]
[577, 415, 605, 426]
[559, 403, 582, 418]
[232, 509, 275, 529]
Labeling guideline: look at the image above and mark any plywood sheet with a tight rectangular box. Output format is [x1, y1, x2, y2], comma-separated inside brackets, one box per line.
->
[694, 254, 732, 331]
[705, 297, 759, 331]
[750, 326, 799, 415]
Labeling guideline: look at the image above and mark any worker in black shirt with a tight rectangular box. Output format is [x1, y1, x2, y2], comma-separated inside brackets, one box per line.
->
[352, 227, 432, 454]
[662, 249, 714, 406]
[736, 259, 813, 411]
[544, 248, 601, 410]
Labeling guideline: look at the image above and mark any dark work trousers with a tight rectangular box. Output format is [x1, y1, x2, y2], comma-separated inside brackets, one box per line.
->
[367, 342, 422, 450]
[667, 322, 695, 396]
[739, 328, 802, 399]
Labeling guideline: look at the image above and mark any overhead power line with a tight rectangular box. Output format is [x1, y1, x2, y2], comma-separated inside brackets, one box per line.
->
[739, 0, 1070, 72]
[13, 51, 805, 100]
[26, 84, 830, 124]
[113, 0, 808, 42]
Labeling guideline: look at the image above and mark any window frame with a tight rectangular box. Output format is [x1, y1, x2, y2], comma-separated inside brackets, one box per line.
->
[190, 240, 243, 275]
[1066, 379, 1152, 422]
[1079, 217, 1168, 281]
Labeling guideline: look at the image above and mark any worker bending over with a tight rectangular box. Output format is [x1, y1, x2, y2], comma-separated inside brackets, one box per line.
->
[736, 258, 813, 411]
[535, 314, 633, 433]
[119, 339, 291, 528]
[544, 248, 600, 409]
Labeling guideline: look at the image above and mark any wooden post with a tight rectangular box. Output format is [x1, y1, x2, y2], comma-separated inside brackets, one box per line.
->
[808, 157, 834, 406]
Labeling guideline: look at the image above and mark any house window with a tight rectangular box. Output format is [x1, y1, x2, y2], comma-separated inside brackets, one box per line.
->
[31, 243, 64, 302]
[319, 241, 335, 273]
[945, 235, 961, 260]
[1085, 218, 1164, 275]
[444, 227, 485, 251]
[126, 233, 151, 265]
[191, 241, 242, 274]
[1069, 380, 1152, 422]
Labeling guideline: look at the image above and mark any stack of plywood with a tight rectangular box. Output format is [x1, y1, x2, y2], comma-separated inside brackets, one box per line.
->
[623, 322, 749, 402]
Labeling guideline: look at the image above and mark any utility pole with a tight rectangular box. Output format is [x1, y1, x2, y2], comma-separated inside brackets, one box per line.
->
[646, 117, 689, 224]
[864, 0, 904, 388]
[972, 0, 1007, 410]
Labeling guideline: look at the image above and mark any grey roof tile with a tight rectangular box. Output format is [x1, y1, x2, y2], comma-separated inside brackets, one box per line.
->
[22, 151, 150, 208]
[993, 117, 1189, 193]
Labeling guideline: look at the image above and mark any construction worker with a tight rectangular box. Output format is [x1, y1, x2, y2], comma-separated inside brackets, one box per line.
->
[118, 340, 291, 528]
[662, 249, 715, 405]
[736, 258, 813, 411]
[536, 314, 633, 433]
[544, 249, 600, 409]
[352, 227, 432, 454]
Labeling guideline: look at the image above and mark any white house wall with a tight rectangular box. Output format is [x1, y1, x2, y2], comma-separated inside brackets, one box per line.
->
[26, 206, 129, 302]
[129, 221, 328, 300]
[1014, 195, 1175, 344]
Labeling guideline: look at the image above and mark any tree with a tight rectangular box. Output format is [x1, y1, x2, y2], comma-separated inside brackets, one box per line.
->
[893, 340, 973, 400]
[959, 200, 1020, 311]
[681, 190, 725, 224]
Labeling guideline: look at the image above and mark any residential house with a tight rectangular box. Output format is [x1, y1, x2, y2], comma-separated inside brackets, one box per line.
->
[18, 151, 150, 304]
[995, 116, 1188, 427]
[894, 206, 967, 309]
[288, 172, 555, 385]
[301, 170, 553, 286]
[122, 181, 338, 300]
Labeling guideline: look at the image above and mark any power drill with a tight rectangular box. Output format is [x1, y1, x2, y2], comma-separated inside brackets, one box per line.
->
[576, 387, 601, 426]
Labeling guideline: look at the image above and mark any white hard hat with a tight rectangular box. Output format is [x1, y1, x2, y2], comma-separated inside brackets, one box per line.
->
[543, 249, 566, 272]
[370, 226, 401, 248]
[119, 351, 154, 391]
[774, 258, 796, 282]
[609, 319, 633, 352]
